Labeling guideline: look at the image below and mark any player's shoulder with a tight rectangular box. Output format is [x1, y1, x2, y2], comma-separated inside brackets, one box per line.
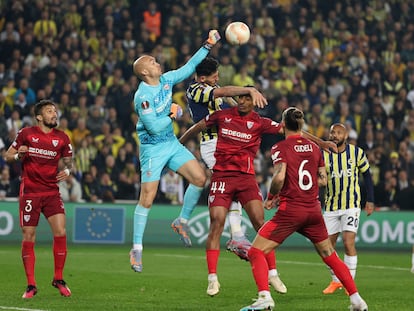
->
[19, 126, 38, 136]
[347, 143, 365, 154]
[257, 114, 279, 126]
[52, 128, 71, 140]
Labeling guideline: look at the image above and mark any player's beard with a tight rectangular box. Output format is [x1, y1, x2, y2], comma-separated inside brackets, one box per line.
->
[336, 138, 345, 148]
[44, 120, 58, 129]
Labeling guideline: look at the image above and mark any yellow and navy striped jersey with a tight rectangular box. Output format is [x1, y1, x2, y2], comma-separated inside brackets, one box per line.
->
[186, 80, 225, 142]
[323, 144, 370, 212]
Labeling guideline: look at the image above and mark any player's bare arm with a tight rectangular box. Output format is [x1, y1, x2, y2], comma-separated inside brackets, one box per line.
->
[56, 156, 73, 182]
[302, 131, 338, 153]
[264, 162, 286, 210]
[270, 162, 286, 195]
[4, 145, 28, 162]
[179, 119, 207, 145]
[213, 86, 267, 108]
[317, 166, 327, 187]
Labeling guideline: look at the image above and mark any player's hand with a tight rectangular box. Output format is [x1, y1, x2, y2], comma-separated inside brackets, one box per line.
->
[169, 103, 183, 120]
[204, 30, 221, 49]
[56, 169, 70, 182]
[17, 145, 28, 159]
[249, 88, 268, 108]
[207, 30, 221, 45]
[365, 202, 375, 216]
[264, 195, 279, 210]
[321, 141, 338, 153]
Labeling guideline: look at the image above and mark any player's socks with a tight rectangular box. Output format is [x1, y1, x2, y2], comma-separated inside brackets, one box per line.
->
[179, 184, 203, 220]
[265, 249, 276, 271]
[228, 201, 244, 238]
[206, 249, 220, 274]
[344, 254, 357, 279]
[133, 204, 150, 245]
[248, 247, 270, 292]
[323, 252, 357, 295]
[22, 241, 36, 286]
[53, 235, 67, 280]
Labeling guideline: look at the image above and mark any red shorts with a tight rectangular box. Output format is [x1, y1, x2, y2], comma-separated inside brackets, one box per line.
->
[19, 193, 65, 227]
[258, 207, 328, 245]
[208, 172, 263, 208]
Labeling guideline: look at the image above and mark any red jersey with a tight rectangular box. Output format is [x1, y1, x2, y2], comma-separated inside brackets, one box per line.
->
[271, 135, 324, 210]
[12, 126, 73, 196]
[205, 107, 281, 174]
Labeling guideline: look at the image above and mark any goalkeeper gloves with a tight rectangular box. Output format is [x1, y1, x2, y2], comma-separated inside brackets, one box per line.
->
[203, 30, 221, 50]
[169, 103, 183, 121]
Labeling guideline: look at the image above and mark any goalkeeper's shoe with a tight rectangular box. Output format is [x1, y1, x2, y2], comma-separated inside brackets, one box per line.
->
[130, 249, 143, 272]
[322, 281, 343, 294]
[22, 285, 37, 299]
[349, 298, 368, 311]
[239, 294, 275, 311]
[206, 279, 220, 296]
[52, 279, 71, 297]
[269, 275, 287, 294]
[171, 218, 192, 247]
[226, 236, 251, 261]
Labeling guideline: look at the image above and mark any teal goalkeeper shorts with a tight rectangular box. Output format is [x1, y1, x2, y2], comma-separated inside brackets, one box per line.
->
[139, 138, 195, 183]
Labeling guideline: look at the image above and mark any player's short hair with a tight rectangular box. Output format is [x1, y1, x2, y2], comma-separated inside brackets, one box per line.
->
[34, 99, 56, 117]
[196, 57, 219, 76]
[282, 107, 304, 131]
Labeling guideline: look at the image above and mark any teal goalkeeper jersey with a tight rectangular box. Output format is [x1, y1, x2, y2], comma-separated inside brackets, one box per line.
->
[134, 46, 209, 144]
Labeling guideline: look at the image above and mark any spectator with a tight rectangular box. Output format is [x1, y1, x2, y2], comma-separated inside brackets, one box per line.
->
[14, 78, 36, 109]
[82, 171, 101, 203]
[160, 170, 184, 205]
[59, 175, 83, 203]
[99, 172, 117, 203]
[33, 10, 58, 42]
[143, 2, 161, 41]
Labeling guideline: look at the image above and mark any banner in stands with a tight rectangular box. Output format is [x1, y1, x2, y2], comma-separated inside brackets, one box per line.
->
[0, 202, 413, 249]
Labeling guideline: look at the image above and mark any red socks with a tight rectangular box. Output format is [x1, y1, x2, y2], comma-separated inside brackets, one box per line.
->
[323, 252, 357, 295]
[248, 247, 269, 292]
[206, 249, 220, 274]
[22, 241, 36, 286]
[265, 250, 276, 270]
[53, 235, 67, 280]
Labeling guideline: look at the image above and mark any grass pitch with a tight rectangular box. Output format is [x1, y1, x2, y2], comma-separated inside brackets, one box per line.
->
[0, 244, 413, 311]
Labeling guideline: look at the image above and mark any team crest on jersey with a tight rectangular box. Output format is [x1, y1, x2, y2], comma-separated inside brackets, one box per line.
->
[146, 171, 152, 177]
[24, 215, 30, 222]
[247, 121, 254, 129]
[164, 85, 170, 90]
[52, 139, 59, 147]
[208, 195, 215, 203]
[141, 101, 150, 109]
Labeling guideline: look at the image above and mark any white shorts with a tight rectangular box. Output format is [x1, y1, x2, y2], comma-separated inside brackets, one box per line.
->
[200, 138, 217, 170]
[323, 208, 361, 235]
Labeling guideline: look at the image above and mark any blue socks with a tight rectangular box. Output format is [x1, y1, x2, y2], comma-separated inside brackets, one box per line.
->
[179, 184, 203, 221]
[133, 204, 150, 245]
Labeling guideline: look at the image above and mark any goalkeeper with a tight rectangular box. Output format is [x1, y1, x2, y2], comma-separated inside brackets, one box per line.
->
[129, 30, 220, 273]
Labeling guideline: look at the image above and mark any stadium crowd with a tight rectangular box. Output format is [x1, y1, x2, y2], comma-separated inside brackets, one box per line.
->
[0, 0, 414, 211]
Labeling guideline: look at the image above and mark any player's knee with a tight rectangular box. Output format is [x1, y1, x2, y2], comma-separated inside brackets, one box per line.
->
[193, 173, 207, 188]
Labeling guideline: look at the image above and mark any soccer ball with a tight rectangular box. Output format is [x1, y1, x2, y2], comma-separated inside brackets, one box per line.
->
[225, 22, 250, 45]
